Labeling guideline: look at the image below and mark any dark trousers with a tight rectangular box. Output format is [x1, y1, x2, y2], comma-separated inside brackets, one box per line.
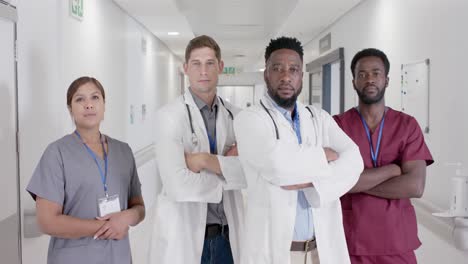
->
[201, 234, 233, 264]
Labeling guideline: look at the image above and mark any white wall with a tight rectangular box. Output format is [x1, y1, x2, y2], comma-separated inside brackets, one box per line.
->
[218, 71, 264, 86]
[303, 0, 468, 261]
[17, 0, 182, 263]
[253, 83, 266, 104]
[218, 72, 265, 107]
[0, 11, 17, 221]
[217, 85, 255, 109]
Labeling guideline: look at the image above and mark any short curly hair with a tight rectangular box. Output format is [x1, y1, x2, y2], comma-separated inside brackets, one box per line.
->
[350, 48, 390, 78]
[264, 37, 303, 63]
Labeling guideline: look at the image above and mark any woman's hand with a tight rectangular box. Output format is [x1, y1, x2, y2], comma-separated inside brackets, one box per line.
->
[93, 212, 130, 240]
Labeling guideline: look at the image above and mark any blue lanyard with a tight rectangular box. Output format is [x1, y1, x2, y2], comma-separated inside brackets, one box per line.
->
[357, 109, 386, 168]
[74, 131, 109, 196]
[292, 105, 302, 144]
[207, 132, 216, 154]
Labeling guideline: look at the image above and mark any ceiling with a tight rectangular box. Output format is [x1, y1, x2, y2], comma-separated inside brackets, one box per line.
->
[114, 0, 362, 72]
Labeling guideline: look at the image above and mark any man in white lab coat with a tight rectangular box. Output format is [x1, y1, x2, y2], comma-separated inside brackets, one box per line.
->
[150, 35, 246, 264]
[234, 36, 363, 264]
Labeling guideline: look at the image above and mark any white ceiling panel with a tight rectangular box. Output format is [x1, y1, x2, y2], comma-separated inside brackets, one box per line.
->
[113, 0, 362, 72]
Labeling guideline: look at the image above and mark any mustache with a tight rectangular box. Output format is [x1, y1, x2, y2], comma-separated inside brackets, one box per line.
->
[363, 85, 378, 90]
[277, 84, 294, 90]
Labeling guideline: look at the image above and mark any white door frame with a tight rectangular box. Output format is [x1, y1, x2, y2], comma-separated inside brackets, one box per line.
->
[0, 2, 21, 263]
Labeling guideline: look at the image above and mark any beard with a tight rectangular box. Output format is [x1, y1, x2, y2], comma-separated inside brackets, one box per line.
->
[355, 84, 386, 105]
[266, 80, 302, 109]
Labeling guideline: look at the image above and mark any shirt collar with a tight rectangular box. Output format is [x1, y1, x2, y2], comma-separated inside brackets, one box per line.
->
[189, 87, 219, 111]
[266, 92, 299, 122]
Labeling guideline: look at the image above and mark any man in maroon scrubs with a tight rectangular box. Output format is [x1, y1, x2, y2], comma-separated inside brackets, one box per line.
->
[333, 48, 434, 264]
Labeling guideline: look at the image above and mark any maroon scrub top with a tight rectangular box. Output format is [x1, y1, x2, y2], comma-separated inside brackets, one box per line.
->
[334, 107, 434, 256]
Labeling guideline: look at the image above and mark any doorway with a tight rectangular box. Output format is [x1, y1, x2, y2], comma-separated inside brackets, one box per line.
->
[306, 48, 344, 115]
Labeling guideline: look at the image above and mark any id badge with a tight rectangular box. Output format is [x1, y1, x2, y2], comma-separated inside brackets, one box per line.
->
[98, 194, 121, 217]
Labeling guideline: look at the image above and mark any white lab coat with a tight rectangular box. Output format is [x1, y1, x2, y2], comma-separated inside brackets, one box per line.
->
[149, 91, 246, 264]
[234, 95, 363, 264]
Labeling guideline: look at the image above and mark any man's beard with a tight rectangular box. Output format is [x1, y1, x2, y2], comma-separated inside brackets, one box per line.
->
[267, 81, 302, 109]
[355, 85, 386, 105]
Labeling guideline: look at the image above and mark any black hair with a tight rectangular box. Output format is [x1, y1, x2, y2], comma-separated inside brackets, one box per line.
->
[264, 37, 303, 62]
[350, 48, 390, 78]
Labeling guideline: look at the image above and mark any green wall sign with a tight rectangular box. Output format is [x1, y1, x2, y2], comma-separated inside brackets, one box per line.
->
[223, 67, 236, 75]
[70, 0, 84, 20]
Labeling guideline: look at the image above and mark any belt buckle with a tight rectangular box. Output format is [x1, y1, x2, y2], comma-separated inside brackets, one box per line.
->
[303, 239, 315, 264]
[305, 238, 316, 251]
[305, 240, 311, 252]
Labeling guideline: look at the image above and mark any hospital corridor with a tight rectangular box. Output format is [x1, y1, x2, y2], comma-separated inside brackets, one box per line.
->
[1, 0, 468, 263]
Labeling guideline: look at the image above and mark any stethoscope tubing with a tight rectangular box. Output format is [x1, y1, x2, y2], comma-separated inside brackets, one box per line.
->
[184, 95, 234, 146]
[259, 99, 318, 146]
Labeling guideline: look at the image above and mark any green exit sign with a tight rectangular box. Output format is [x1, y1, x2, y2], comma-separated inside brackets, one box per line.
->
[223, 67, 236, 75]
[70, 0, 84, 20]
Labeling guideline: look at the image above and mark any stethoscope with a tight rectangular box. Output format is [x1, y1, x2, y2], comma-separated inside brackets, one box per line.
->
[184, 95, 234, 147]
[259, 99, 319, 146]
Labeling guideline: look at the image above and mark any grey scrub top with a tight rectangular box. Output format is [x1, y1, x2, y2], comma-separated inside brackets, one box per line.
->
[27, 134, 142, 264]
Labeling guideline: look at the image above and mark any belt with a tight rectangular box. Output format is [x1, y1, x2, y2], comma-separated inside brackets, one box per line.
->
[290, 239, 316, 252]
[204, 224, 229, 239]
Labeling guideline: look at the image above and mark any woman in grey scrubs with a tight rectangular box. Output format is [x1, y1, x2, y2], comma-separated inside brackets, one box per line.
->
[27, 76, 145, 264]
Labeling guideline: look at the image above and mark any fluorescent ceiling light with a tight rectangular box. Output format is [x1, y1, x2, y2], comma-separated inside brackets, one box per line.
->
[167, 32, 180, 36]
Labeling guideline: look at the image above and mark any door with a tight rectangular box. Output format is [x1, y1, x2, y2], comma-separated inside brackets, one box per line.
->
[0, 3, 21, 264]
[321, 61, 342, 115]
[322, 63, 332, 113]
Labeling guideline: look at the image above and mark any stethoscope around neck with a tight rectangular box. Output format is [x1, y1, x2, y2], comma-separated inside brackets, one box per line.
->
[184, 95, 234, 146]
[259, 99, 318, 145]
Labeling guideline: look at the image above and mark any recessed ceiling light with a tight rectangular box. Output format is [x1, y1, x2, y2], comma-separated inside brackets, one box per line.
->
[167, 32, 180, 36]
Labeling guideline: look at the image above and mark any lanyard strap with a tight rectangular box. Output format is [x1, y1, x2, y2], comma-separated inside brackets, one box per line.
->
[207, 132, 216, 154]
[292, 105, 302, 145]
[74, 131, 109, 196]
[357, 109, 386, 168]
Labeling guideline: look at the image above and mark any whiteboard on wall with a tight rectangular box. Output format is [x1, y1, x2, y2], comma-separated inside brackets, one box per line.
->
[401, 59, 430, 133]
